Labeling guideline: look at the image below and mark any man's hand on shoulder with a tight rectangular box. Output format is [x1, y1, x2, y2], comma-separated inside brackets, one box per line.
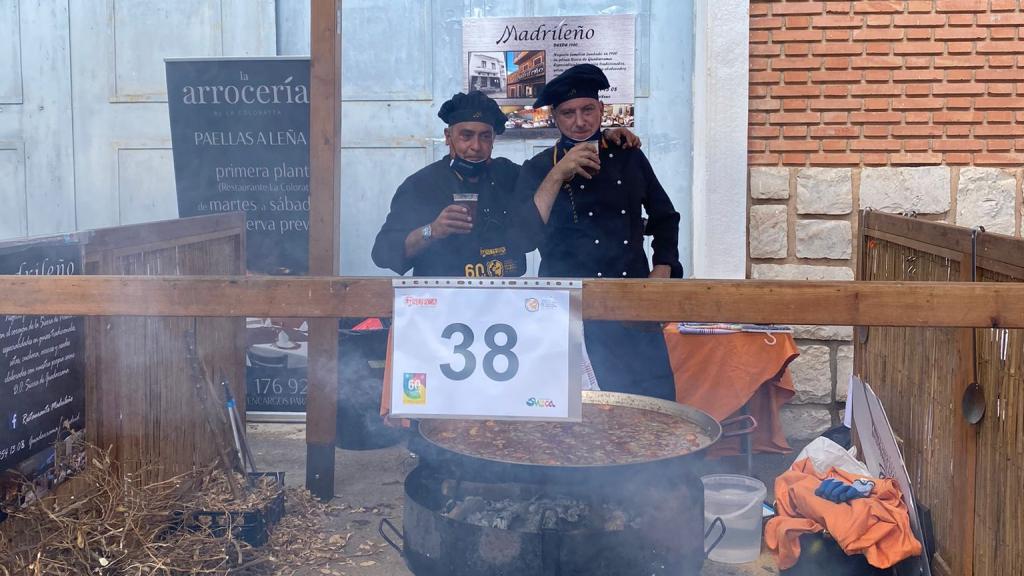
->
[603, 127, 641, 149]
[430, 204, 473, 239]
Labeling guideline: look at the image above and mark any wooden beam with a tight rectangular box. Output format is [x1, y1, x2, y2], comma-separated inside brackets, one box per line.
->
[1, 275, 1023, 328]
[306, 0, 343, 500]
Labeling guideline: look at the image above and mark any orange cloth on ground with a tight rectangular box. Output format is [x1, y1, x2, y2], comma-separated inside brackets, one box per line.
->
[765, 458, 923, 570]
[662, 327, 797, 455]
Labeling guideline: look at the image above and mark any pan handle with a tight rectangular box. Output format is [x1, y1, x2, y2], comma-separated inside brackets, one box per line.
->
[704, 516, 727, 558]
[720, 415, 758, 438]
[378, 517, 404, 556]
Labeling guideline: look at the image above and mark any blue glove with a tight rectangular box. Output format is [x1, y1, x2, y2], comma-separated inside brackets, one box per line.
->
[815, 478, 873, 503]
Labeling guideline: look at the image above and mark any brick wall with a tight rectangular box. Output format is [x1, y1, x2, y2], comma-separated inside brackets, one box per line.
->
[746, 0, 1024, 441]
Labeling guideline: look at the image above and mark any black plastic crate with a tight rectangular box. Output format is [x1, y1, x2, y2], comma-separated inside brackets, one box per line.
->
[174, 471, 286, 548]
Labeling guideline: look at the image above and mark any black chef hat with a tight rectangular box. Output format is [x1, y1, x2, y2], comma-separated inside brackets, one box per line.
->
[532, 64, 610, 109]
[438, 91, 507, 135]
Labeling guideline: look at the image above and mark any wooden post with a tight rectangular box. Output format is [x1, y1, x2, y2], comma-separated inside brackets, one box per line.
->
[306, 0, 342, 500]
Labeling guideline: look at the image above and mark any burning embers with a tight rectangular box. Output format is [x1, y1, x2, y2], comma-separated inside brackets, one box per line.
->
[442, 493, 639, 533]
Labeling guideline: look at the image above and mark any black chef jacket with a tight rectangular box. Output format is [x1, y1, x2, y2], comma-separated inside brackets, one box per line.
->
[513, 138, 683, 279]
[371, 157, 532, 277]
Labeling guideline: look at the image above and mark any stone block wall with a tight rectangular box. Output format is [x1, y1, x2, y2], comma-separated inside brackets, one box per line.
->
[747, 0, 1024, 443]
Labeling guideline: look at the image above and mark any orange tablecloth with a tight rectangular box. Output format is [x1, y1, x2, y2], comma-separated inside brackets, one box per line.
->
[663, 326, 797, 456]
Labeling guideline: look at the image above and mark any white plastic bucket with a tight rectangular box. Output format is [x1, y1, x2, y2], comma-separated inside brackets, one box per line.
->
[701, 474, 767, 564]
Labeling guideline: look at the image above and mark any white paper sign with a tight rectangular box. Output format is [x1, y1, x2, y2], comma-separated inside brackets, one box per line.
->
[390, 280, 582, 421]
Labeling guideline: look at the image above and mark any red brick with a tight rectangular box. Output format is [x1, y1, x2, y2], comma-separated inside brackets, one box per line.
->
[892, 70, 944, 82]
[946, 70, 974, 81]
[750, 86, 769, 99]
[1017, 82, 1024, 94]
[773, 57, 824, 70]
[824, 85, 850, 97]
[786, 16, 812, 28]
[823, 139, 849, 151]
[975, 153, 1024, 164]
[890, 153, 943, 165]
[850, 140, 900, 151]
[989, 83, 1016, 95]
[750, 98, 782, 111]
[866, 42, 892, 55]
[773, 2, 826, 15]
[852, 56, 904, 68]
[750, 31, 771, 43]
[782, 153, 810, 164]
[1016, 139, 1024, 150]
[986, 140, 1014, 151]
[893, 125, 944, 136]
[892, 98, 945, 110]
[906, 29, 934, 40]
[784, 71, 811, 82]
[769, 140, 820, 152]
[947, 97, 974, 108]
[908, 1, 933, 12]
[853, 28, 904, 41]
[894, 14, 947, 27]
[750, 126, 781, 137]
[812, 43, 865, 55]
[975, 97, 1024, 109]
[853, 1, 904, 13]
[785, 44, 812, 56]
[750, 58, 770, 71]
[865, 70, 892, 81]
[991, 0, 1020, 11]
[947, 42, 974, 54]
[810, 125, 860, 137]
[773, 29, 824, 42]
[810, 99, 864, 110]
[935, 28, 987, 40]
[905, 84, 932, 96]
[976, 124, 1024, 136]
[783, 125, 809, 137]
[822, 112, 850, 123]
[946, 125, 973, 136]
[850, 111, 903, 123]
[825, 2, 852, 13]
[851, 84, 903, 96]
[978, 41, 1024, 53]
[932, 84, 983, 96]
[811, 70, 862, 82]
[750, 2, 770, 16]
[864, 98, 892, 110]
[936, 0, 987, 13]
[905, 56, 934, 68]
[751, 44, 782, 56]
[749, 112, 769, 124]
[750, 71, 783, 83]
[992, 55, 1017, 67]
[749, 140, 767, 152]
[783, 99, 810, 110]
[866, 15, 892, 26]
[933, 111, 985, 122]
[944, 153, 973, 163]
[978, 69, 1024, 81]
[934, 55, 987, 67]
[989, 27, 1018, 39]
[751, 17, 785, 29]
[769, 112, 822, 124]
[824, 57, 852, 69]
[905, 111, 932, 122]
[933, 139, 985, 151]
[894, 42, 945, 56]
[771, 85, 820, 98]
[812, 15, 865, 27]
[749, 153, 782, 164]
[949, 14, 977, 25]
[987, 110, 1015, 122]
[826, 30, 852, 41]
[863, 153, 889, 164]
[807, 153, 862, 165]
[977, 14, 1024, 26]
[903, 140, 932, 152]
[863, 124, 891, 137]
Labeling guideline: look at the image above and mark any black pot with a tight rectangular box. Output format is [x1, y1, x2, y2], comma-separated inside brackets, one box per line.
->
[336, 322, 406, 450]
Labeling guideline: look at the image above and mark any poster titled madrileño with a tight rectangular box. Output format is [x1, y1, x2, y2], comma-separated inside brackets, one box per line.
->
[462, 14, 636, 134]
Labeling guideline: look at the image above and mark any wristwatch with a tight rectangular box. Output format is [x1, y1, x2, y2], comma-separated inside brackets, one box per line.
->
[421, 224, 432, 241]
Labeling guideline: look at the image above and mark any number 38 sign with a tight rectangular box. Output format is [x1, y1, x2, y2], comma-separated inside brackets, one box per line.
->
[390, 279, 583, 421]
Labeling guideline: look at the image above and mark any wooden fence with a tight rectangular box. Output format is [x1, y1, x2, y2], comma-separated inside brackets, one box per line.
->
[857, 211, 1024, 576]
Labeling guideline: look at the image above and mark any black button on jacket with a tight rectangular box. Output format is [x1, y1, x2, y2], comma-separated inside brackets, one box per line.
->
[513, 141, 682, 279]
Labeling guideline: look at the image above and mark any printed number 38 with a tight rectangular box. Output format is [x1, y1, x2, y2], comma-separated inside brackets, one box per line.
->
[440, 323, 519, 382]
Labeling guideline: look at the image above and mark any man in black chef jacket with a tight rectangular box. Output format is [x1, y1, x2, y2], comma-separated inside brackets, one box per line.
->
[513, 64, 682, 400]
[371, 90, 640, 278]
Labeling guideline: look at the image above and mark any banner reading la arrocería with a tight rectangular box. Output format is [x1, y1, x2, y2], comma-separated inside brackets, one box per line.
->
[463, 15, 636, 132]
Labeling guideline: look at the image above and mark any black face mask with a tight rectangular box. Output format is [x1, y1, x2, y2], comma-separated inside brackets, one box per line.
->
[558, 130, 602, 153]
[450, 156, 488, 179]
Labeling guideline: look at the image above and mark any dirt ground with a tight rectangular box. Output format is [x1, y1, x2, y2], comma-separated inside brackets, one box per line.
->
[248, 423, 783, 576]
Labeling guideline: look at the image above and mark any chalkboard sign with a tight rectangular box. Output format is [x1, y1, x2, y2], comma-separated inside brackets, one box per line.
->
[0, 242, 85, 512]
[166, 57, 310, 276]
[246, 365, 307, 413]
